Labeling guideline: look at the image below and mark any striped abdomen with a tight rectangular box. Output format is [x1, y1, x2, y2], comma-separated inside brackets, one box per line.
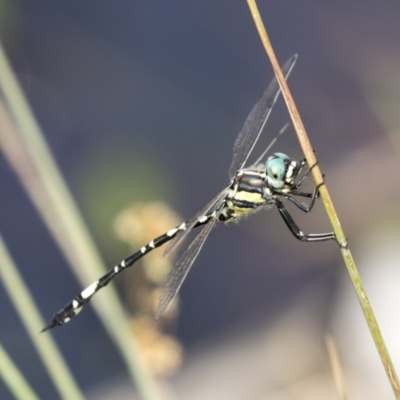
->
[226, 171, 267, 218]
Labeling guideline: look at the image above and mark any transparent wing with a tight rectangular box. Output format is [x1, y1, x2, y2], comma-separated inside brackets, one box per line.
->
[164, 186, 229, 257]
[248, 122, 290, 169]
[228, 54, 297, 179]
[157, 215, 218, 318]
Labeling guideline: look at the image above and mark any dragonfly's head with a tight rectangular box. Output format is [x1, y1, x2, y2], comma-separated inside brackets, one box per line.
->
[266, 152, 299, 190]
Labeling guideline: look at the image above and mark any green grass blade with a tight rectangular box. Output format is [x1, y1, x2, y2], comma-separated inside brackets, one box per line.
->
[0, 38, 163, 399]
[0, 232, 84, 400]
[0, 341, 40, 400]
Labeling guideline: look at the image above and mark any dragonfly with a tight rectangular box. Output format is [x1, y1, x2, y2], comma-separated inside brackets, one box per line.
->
[43, 54, 338, 331]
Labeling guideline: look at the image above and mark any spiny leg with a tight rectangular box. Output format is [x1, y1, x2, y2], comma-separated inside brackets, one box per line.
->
[273, 198, 337, 243]
[42, 215, 213, 331]
[291, 154, 322, 191]
[284, 180, 325, 213]
[285, 149, 326, 213]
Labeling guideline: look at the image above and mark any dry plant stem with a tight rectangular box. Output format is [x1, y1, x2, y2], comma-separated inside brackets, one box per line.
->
[246, 0, 400, 398]
[0, 40, 164, 400]
[325, 334, 349, 400]
[0, 231, 84, 400]
[247, 1, 346, 245]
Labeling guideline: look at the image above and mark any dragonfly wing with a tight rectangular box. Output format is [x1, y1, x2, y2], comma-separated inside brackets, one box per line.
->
[228, 54, 297, 179]
[164, 187, 229, 257]
[157, 215, 218, 318]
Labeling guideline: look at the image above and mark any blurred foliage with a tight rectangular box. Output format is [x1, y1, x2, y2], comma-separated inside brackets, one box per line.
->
[115, 202, 183, 376]
[73, 137, 177, 260]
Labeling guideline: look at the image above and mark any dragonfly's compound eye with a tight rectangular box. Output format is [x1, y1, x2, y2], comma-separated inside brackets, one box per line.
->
[266, 153, 290, 189]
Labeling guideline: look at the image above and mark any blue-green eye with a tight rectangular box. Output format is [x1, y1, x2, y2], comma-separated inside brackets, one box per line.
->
[266, 153, 290, 189]
[273, 152, 290, 162]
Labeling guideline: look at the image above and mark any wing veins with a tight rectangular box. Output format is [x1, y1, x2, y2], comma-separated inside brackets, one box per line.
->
[228, 54, 297, 178]
[164, 187, 229, 257]
[157, 216, 218, 318]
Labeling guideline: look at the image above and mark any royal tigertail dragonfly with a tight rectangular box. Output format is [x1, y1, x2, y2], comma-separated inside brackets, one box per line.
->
[43, 54, 338, 331]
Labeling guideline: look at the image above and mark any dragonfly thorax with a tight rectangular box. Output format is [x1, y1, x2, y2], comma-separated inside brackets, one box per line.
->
[220, 153, 301, 222]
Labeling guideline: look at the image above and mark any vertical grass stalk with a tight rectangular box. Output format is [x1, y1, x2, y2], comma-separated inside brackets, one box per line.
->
[246, 0, 400, 397]
[0, 38, 164, 399]
[0, 232, 84, 400]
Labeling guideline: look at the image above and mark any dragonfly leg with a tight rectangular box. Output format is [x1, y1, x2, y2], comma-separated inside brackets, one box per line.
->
[291, 153, 323, 190]
[284, 178, 324, 212]
[273, 198, 337, 243]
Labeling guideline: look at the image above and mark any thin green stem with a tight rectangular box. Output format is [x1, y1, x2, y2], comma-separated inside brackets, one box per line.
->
[246, 0, 400, 398]
[0, 341, 40, 400]
[0, 232, 84, 400]
[0, 38, 163, 399]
